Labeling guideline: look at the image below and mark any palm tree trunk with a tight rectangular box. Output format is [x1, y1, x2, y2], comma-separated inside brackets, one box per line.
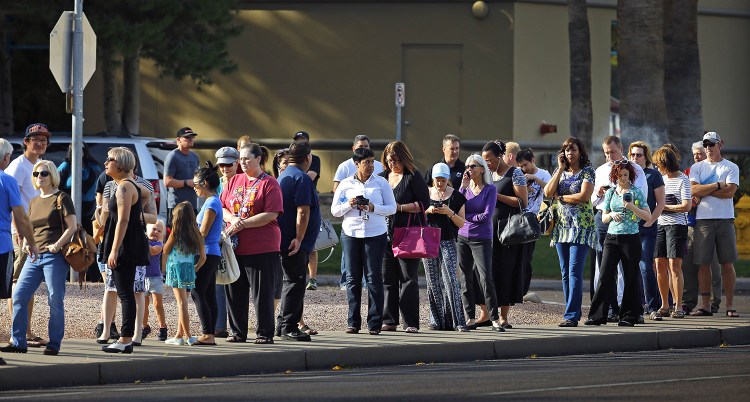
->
[617, 0, 668, 148]
[101, 45, 122, 134]
[0, 16, 13, 136]
[121, 49, 141, 135]
[664, 0, 702, 168]
[568, 0, 593, 153]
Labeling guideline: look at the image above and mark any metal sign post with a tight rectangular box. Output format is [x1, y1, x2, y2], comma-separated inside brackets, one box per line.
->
[49, 0, 96, 281]
[395, 82, 405, 140]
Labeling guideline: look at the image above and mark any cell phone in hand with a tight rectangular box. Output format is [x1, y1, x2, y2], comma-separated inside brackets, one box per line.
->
[622, 192, 633, 203]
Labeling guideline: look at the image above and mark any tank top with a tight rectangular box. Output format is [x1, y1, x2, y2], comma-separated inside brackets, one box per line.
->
[101, 179, 146, 265]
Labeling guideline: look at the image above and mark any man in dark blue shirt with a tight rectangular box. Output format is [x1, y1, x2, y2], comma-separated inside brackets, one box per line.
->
[277, 140, 321, 341]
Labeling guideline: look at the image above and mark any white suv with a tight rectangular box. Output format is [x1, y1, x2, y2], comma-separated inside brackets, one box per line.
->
[8, 135, 175, 217]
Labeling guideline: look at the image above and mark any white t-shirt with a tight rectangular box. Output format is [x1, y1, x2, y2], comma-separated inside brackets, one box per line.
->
[591, 160, 648, 211]
[689, 158, 739, 220]
[5, 154, 39, 211]
[526, 168, 552, 214]
[333, 159, 384, 183]
[658, 172, 691, 226]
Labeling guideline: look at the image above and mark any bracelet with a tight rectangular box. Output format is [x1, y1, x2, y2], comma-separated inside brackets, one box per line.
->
[449, 212, 455, 219]
[399, 204, 403, 212]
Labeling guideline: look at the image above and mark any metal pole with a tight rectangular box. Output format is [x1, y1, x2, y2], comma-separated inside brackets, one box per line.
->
[70, 0, 84, 281]
[395, 106, 402, 141]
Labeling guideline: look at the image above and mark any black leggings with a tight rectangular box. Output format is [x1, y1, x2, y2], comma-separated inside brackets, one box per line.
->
[191, 255, 220, 335]
[111, 260, 136, 337]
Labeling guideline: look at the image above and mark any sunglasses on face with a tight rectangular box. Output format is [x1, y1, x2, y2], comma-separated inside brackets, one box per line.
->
[466, 164, 480, 169]
[630, 153, 643, 158]
[613, 159, 630, 165]
[703, 142, 717, 148]
[105, 156, 116, 164]
[33, 171, 51, 177]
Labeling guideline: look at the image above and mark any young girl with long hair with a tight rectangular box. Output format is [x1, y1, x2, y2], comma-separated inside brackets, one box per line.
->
[162, 202, 206, 346]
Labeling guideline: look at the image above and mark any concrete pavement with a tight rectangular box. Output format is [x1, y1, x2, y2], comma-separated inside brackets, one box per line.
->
[1, 313, 748, 391]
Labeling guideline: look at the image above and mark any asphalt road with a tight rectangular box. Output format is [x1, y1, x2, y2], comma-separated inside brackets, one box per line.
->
[2, 345, 748, 401]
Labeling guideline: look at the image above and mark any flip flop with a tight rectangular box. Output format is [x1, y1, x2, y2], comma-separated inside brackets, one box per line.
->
[299, 325, 318, 336]
[726, 310, 740, 318]
[690, 308, 713, 316]
[26, 337, 47, 347]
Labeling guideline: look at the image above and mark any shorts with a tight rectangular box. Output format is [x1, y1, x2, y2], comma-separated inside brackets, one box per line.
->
[104, 265, 147, 292]
[655, 224, 688, 259]
[693, 219, 738, 265]
[144, 275, 164, 295]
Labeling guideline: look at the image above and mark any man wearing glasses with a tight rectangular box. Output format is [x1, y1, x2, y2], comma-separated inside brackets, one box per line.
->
[590, 136, 647, 319]
[164, 127, 200, 227]
[5, 123, 50, 346]
[688, 132, 740, 318]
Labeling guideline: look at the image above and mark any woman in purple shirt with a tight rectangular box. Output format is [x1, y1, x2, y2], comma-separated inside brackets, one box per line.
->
[457, 154, 504, 332]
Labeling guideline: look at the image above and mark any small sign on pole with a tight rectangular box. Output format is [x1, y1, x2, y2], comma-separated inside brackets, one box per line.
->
[395, 83, 405, 140]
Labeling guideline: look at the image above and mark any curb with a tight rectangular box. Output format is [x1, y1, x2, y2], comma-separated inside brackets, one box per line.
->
[1, 323, 749, 391]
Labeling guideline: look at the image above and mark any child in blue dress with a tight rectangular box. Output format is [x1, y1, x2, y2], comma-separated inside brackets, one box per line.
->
[162, 202, 206, 345]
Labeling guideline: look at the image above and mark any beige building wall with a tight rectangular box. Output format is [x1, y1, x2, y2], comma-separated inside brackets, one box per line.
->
[81, 1, 750, 192]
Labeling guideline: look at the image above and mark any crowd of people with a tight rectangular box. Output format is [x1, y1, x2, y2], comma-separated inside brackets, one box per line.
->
[0, 123, 742, 356]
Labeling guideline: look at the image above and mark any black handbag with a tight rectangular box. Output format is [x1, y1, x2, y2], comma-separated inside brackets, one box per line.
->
[537, 200, 556, 236]
[497, 200, 541, 246]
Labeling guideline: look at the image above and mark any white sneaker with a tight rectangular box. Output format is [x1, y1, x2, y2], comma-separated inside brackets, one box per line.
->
[523, 292, 542, 303]
[165, 337, 185, 346]
[186, 336, 198, 346]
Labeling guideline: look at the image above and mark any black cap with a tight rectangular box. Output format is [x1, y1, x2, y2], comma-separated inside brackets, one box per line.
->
[293, 131, 310, 141]
[177, 127, 198, 137]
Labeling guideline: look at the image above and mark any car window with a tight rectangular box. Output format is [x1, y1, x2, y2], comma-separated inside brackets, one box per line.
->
[11, 141, 142, 176]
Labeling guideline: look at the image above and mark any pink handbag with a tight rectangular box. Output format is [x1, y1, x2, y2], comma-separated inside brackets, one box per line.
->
[391, 207, 441, 259]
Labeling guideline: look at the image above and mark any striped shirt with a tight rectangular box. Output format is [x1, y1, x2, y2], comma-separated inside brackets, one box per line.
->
[658, 172, 691, 226]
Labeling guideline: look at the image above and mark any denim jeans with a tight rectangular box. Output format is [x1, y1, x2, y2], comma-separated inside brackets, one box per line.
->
[639, 228, 660, 312]
[556, 242, 589, 322]
[341, 233, 387, 330]
[11, 252, 68, 351]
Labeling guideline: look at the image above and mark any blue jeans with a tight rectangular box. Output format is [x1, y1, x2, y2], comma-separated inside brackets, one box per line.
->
[639, 228, 660, 312]
[11, 252, 68, 351]
[341, 233, 387, 330]
[556, 243, 589, 322]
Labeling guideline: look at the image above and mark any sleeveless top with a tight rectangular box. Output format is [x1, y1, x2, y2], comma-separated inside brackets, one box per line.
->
[101, 179, 146, 265]
[492, 166, 522, 223]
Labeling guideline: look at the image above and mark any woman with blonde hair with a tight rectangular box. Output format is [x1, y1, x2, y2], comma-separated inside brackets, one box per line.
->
[1, 160, 77, 355]
[457, 154, 504, 332]
[100, 147, 147, 353]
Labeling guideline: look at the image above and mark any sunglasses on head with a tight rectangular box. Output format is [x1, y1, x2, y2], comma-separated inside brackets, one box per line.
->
[613, 159, 630, 165]
[32, 171, 51, 177]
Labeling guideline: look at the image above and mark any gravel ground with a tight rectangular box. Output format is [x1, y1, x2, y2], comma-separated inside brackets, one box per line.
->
[0, 283, 569, 341]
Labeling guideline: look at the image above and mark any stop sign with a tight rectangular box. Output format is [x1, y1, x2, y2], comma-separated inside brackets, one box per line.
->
[49, 11, 96, 93]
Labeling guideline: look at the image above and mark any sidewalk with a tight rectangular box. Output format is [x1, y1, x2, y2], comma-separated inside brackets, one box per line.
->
[1, 314, 748, 391]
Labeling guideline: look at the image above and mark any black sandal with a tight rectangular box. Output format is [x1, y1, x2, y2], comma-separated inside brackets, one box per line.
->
[254, 336, 274, 344]
[226, 335, 246, 343]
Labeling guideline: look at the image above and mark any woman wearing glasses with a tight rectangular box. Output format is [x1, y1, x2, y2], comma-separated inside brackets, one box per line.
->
[332, 147, 396, 335]
[457, 154, 504, 332]
[221, 143, 283, 344]
[585, 159, 651, 326]
[544, 137, 597, 327]
[1, 161, 76, 356]
[379, 141, 430, 334]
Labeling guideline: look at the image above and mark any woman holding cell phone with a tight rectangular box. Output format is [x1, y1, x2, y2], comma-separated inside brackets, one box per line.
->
[585, 160, 651, 327]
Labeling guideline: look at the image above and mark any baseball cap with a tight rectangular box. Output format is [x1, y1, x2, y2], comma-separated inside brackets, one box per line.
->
[215, 147, 240, 165]
[25, 123, 51, 139]
[432, 163, 451, 179]
[176, 127, 198, 138]
[293, 131, 310, 141]
[703, 132, 721, 144]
